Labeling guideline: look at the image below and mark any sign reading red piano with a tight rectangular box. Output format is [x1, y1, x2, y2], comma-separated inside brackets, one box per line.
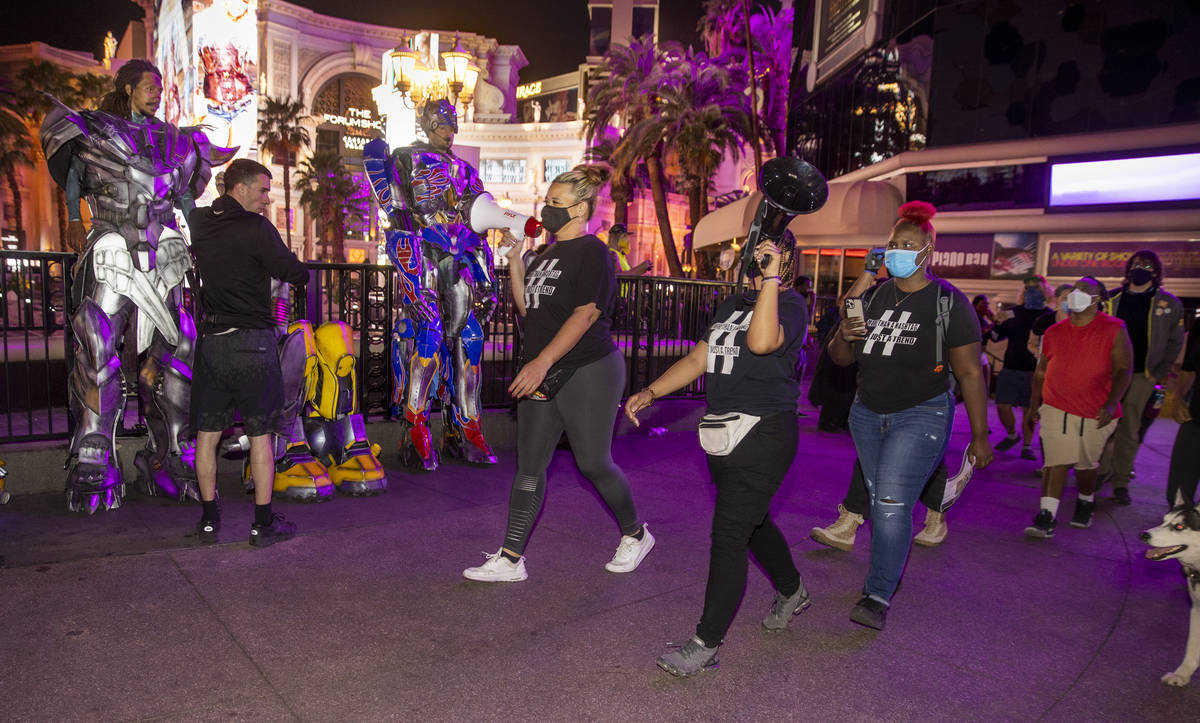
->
[1046, 241, 1200, 279]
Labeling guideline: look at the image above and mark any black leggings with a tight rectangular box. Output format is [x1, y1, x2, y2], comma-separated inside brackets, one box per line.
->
[503, 350, 641, 554]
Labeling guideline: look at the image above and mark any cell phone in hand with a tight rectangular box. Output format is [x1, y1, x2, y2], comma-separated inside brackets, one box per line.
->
[844, 297, 864, 322]
[865, 247, 885, 272]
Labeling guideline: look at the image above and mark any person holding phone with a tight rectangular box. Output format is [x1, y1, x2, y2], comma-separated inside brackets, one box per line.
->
[626, 236, 810, 677]
[462, 163, 653, 583]
[828, 201, 993, 630]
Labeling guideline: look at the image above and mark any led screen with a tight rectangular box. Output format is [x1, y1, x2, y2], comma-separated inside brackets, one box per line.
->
[1049, 153, 1200, 206]
[192, 0, 259, 162]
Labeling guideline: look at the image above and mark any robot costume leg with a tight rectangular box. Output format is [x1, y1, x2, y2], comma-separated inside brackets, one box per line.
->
[396, 246, 447, 471]
[439, 272, 495, 465]
[390, 317, 415, 418]
[65, 284, 133, 514]
[243, 320, 334, 502]
[304, 321, 385, 495]
[133, 291, 200, 502]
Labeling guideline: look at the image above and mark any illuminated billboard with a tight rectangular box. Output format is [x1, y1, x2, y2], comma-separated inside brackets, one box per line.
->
[807, 0, 884, 91]
[1049, 153, 1200, 207]
[154, 0, 194, 127]
[192, 0, 259, 160]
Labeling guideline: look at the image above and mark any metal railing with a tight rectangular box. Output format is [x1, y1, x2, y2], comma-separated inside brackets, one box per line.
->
[1, 249, 735, 442]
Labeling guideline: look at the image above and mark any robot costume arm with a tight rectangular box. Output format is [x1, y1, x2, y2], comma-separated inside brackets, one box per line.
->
[183, 127, 238, 205]
[364, 139, 435, 322]
[466, 238, 498, 324]
[39, 95, 87, 193]
[65, 158, 85, 222]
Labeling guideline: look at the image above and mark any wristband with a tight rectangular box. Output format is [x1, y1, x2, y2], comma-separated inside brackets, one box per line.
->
[762, 276, 781, 285]
[644, 387, 658, 401]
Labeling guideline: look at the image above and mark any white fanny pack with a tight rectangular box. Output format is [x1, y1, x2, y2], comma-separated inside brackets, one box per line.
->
[698, 412, 762, 456]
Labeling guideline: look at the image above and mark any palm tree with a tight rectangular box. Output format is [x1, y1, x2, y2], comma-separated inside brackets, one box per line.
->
[258, 96, 310, 254]
[70, 73, 111, 111]
[658, 46, 752, 226]
[294, 150, 359, 262]
[13, 62, 77, 250]
[0, 94, 32, 247]
[697, 0, 793, 157]
[586, 37, 685, 277]
[582, 134, 635, 227]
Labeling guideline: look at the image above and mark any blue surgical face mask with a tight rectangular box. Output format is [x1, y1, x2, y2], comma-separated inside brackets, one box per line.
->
[1058, 301, 1069, 313]
[1024, 289, 1046, 309]
[884, 244, 928, 279]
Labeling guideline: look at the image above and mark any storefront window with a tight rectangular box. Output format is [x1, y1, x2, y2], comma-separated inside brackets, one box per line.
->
[843, 249, 867, 292]
[817, 249, 842, 298]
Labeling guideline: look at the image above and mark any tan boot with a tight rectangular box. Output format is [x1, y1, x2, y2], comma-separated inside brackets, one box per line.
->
[810, 504, 864, 551]
[914, 508, 948, 547]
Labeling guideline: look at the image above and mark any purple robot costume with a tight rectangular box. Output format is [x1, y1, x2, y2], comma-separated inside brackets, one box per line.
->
[40, 95, 235, 513]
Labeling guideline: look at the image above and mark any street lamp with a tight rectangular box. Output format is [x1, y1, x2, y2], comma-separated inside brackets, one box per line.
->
[441, 34, 471, 103]
[390, 43, 419, 101]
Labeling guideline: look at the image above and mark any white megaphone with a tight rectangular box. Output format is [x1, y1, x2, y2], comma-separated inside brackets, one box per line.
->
[468, 193, 543, 241]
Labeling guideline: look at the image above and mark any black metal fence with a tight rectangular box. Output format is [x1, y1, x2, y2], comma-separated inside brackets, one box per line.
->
[0, 249, 735, 443]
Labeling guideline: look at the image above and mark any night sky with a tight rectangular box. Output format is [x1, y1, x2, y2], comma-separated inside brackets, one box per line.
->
[3, 0, 703, 81]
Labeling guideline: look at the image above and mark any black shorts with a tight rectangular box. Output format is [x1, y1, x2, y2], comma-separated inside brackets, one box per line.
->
[191, 328, 285, 437]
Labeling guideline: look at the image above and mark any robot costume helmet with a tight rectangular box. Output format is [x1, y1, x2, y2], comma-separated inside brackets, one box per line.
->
[419, 99, 458, 135]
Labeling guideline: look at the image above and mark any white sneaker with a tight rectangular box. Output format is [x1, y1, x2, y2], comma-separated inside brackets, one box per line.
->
[463, 550, 528, 582]
[605, 525, 655, 573]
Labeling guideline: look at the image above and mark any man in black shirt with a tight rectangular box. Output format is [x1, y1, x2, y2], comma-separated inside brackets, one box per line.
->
[992, 278, 1054, 460]
[188, 158, 309, 547]
[1099, 251, 1185, 504]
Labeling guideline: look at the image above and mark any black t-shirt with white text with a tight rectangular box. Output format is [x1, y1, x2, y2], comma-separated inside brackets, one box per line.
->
[521, 234, 617, 370]
[854, 278, 981, 414]
[703, 289, 809, 415]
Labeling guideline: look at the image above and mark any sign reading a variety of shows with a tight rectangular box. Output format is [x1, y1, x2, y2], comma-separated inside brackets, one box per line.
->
[1046, 241, 1200, 278]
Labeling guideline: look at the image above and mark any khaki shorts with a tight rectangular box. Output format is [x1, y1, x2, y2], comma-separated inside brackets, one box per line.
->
[1038, 404, 1117, 470]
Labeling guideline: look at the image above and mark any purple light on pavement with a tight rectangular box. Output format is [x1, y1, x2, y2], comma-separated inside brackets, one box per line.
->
[1049, 153, 1200, 206]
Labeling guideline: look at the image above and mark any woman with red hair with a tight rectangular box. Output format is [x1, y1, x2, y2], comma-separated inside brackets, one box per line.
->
[827, 201, 994, 630]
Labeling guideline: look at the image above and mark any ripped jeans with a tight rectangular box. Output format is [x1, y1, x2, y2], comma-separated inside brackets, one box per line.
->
[848, 392, 954, 602]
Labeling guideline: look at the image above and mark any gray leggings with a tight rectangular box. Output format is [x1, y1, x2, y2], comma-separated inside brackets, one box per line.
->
[503, 350, 642, 554]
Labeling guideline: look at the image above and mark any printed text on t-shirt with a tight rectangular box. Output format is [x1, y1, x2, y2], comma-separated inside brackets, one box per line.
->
[862, 310, 921, 356]
[707, 309, 752, 374]
[525, 258, 562, 309]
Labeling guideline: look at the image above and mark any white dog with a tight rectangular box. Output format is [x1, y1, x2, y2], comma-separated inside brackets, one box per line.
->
[1140, 501, 1200, 686]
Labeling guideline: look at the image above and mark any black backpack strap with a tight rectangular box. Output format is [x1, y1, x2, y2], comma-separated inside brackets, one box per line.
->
[934, 280, 954, 371]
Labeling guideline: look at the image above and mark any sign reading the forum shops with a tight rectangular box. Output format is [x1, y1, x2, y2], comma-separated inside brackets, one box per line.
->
[1046, 241, 1200, 278]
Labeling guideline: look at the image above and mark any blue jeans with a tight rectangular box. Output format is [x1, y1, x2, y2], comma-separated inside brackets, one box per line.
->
[848, 392, 954, 601]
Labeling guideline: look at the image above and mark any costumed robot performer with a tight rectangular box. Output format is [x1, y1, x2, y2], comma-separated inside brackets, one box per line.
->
[229, 281, 385, 501]
[363, 99, 499, 471]
[40, 59, 236, 513]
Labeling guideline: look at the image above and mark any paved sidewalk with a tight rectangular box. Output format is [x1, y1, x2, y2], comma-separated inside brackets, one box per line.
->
[2, 400, 1199, 721]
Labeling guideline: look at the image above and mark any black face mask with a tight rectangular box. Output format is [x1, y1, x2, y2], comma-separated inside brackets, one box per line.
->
[540, 202, 580, 234]
[1128, 267, 1154, 286]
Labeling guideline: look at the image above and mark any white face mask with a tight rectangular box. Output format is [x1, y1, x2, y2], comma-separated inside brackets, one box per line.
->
[1066, 289, 1095, 312]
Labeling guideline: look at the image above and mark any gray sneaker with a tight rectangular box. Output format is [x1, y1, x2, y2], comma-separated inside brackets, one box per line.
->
[656, 636, 719, 677]
[762, 583, 812, 631]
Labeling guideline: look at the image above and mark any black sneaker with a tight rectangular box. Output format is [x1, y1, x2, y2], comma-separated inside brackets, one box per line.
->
[849, 595, 888, 630]
[995, 435, 1020, 452]
[1024, 509, 1056, 539]
[1113, 487, 1132, 506]
[1020, 447, 1037, 461]
[1070, 499, 1096, 528]
[249, 512, 297, 548]
[197, 518, 220, 544]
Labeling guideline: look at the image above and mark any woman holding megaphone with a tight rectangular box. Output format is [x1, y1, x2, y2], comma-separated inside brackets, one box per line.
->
[462, 163, 654, 584]
[626, 233, 812, 678]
